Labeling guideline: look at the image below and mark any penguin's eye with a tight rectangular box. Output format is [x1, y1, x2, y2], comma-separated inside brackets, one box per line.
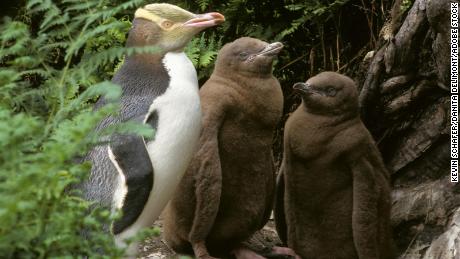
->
[162, 20, 174, 29]
[239, 52, 249, 60]
[325, 87, 337, 97]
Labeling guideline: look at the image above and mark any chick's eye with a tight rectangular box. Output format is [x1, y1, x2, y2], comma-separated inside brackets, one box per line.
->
[239, 52, 249, 59]
[326, 87, 337, 97]
[162, 21, 173, 29]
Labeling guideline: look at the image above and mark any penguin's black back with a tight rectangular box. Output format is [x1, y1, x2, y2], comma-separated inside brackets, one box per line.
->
[96, 55, 170, 124]
[82, 54, 170, 232]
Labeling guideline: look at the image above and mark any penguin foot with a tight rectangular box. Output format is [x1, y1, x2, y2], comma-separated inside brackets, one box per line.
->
[192, 241, 220, 259]
[270, 246, 300, 259]
[231, 246, 267, 259]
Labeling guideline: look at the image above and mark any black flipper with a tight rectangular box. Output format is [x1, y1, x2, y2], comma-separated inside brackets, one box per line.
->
[274, 164, 287, 245]
[111, 112, 158, 234]
[110, 133, 153, 234]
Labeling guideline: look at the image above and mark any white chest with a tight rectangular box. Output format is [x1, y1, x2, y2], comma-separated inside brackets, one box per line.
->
[145, 52, 202, 184]
[116, 52, 201, 240]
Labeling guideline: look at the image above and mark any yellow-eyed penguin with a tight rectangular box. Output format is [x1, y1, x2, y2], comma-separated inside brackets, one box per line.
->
[81, 3, 224, 256]
[274, 72, 393, 259]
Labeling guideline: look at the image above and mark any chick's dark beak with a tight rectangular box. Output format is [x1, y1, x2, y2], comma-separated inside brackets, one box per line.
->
[260, 42, 284, 56]
[293, 82, 312, 93]
[183, 12, 225, 28]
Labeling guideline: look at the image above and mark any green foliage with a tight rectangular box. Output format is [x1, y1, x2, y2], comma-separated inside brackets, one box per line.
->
[194, 0, 212, 12]
[401, 0, 413, 12]
[83, 16, 132, 80]
[0, 0, 159, 257]
[185, 33, 221, 80]
[277, 0, 349, 40]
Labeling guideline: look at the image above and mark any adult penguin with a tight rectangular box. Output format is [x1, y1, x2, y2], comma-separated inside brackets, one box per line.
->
[81, 3, 224, 256]
[274, 72, 393, 259]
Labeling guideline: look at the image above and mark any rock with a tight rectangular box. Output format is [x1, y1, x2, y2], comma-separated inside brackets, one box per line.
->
[426, 0, 456, 87]
[392, 179, 457, 226]
[423, 208, 460, 259]
[380, 74, 414, 94]
[386, 97, 448, 173]
[391, 178, 460, 257]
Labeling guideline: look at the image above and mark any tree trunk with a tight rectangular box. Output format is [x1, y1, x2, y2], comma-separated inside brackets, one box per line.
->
[358, 0, 459, 258]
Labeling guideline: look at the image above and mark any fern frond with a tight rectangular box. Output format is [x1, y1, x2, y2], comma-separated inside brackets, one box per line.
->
[11, 56, 39, 68]
[100, 0, 144, 20]
[65, 21, 127, 61]
[195, 0, 211, 11]
[26, 0, 52, 11]
[2, 37, 31, 58]
[79, 46, 159, 73]
[77, 81, 122, 103]
[199, 50, 217, 67]
[37, 42, 70, 52]
[41, 12, 70, 32]
[285, 4, 305, 11]
[72, 12, 103, 29]
[185, 38, 200, 67]
[27, 0, 57, 15]
[0, 69, 21, 86]
[64, 1, 100, 13]
[18, 69, 49, 78]
[0, 21, 29, 44]
[40, 5, 62, 30]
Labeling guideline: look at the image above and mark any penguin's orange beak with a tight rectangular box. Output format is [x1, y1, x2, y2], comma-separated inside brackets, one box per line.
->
[183, 12, 225, 28]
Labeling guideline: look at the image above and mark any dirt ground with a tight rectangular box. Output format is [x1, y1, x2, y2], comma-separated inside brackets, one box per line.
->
[138, 217, 283, 259]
